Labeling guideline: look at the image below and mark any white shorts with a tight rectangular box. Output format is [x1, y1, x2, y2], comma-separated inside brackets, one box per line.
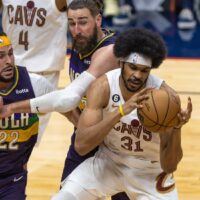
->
[58, 146, 178, 200]
[36, 71, 60, 89]
[35, 71, 60, 145]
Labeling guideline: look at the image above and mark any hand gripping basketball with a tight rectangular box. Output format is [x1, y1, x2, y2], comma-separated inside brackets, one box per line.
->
[137, 89, 181, 133]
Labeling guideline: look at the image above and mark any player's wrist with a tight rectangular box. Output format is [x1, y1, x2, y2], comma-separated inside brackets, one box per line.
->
[173, 125, 182, 129]
[119, 103, 125, 116]
[9, 103, 16, 115]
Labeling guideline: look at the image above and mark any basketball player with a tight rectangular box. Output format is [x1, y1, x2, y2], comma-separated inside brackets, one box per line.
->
[0, 32, 54, 199]
[0, 1, 130, 199]
[0, 0, 69, 143]
[52, 28, 192, 200]
[0, 0, 68, 87]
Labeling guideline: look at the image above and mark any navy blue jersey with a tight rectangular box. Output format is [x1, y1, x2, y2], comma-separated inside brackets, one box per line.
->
[0, 66, 39, 177]
[67, 29, 116, 162]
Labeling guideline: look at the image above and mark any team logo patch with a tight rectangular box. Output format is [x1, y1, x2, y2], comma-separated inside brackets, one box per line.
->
[0, 39, 3, 44]
[112, 94, 120, 102]
[132, 53, 138, 64]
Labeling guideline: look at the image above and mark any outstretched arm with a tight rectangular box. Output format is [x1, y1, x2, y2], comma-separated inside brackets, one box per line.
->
[0, 71, 95, 118]
[159, 97, 192, 173]
[0, 45, 117, 118]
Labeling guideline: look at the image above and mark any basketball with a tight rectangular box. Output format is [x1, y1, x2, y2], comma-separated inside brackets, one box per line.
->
[137, 89, 181, 133]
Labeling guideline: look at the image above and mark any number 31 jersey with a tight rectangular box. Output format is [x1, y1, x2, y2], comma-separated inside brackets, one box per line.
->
[104, 69, 164, 163]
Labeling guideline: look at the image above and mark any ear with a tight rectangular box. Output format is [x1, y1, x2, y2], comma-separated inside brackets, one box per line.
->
[95, 14, 102, 27]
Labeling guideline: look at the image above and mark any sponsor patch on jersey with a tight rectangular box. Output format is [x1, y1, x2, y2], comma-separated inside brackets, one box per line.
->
[83, 59, 91, 65]
[15, 88, 29, 94]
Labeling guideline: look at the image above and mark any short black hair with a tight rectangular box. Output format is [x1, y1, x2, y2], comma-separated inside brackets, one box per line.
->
[113, 28, 167, 68]
[67, 0, 103, 17]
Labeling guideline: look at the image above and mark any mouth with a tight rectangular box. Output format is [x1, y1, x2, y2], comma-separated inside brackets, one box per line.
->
[128, 80, 142, 86]
[1, 66, 14, 77]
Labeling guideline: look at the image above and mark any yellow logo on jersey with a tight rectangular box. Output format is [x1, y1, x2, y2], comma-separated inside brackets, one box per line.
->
[79, 96, 87, 111]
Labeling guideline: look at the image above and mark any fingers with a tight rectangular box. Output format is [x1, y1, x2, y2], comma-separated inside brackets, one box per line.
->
[138, 87, 153, 95]
[187, 96, 192, 114]
[176, 96, 193, 128]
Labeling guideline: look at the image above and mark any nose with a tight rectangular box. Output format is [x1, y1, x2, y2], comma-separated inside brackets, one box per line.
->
[74, 24, 82, 36]
[5, 54, 12, 64]
[133, 70, 143, 79]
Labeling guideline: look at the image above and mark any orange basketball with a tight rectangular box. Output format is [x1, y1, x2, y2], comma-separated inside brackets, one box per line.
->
[137, 89, 181, 132]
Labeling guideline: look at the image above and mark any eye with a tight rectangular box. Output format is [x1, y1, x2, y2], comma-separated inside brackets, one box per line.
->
[128, 64, 137, 70]
[141, 69, 150, 73]
[0, 54, 4, 59]
[69, 22, 75, 27]
[79, 21, 87, 25]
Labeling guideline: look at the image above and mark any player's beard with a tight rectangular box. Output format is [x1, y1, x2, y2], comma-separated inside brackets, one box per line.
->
[121, 65, 147, 92]
[72, 25, 98, 55]
[0, 66, 15, 83]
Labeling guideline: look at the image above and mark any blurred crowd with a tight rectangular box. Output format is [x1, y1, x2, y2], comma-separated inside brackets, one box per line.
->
[102, 0, 199, 30]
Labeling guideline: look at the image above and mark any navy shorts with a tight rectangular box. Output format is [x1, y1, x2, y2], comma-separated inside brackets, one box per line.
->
[0, 170, 27, 200]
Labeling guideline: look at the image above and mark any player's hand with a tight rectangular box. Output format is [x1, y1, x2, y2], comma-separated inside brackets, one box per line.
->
[122, 87, 152, 115]
[174, 97, 192, 129]
[0, 96, 12, 119]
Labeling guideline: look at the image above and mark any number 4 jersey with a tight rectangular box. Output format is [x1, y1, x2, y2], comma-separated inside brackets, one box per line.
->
[2, 0, 67, 73]
[0, 66, 54, 177]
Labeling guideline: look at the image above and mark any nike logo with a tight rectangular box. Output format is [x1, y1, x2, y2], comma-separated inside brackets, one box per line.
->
[36, 106, 40, 113]
[13, 176, 23, 182]
[112, 103, 119, 108]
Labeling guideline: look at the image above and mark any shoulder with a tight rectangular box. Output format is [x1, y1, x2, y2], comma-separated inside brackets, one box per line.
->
[87, 75, 110, 107]
[88, 44, 118, 77]
[147, 74, 164, 88]
[91, 44, 116, 65]
[93, 44, 114, 57]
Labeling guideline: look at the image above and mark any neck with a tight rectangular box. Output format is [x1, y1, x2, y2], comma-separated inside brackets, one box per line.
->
[97, 28, 105, 42]
[0, 81, 13, 91]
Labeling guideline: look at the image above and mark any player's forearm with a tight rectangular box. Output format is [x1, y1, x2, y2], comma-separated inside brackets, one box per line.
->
[75, 109, 122, 155]
[10, 100, 31, 113]
[160, 128, 183, 173]
[31, 71, 95, 113]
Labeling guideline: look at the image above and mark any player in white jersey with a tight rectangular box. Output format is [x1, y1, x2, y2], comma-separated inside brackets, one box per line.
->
[52, 28, 192, 200]
[1, 0, 68, 86]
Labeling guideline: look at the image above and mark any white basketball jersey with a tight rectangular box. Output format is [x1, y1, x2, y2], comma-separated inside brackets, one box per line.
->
[102, 69, 164, 167]
[2, 0, 68, 72]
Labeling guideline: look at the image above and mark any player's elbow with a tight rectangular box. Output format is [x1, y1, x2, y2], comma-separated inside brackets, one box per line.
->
[53, 93, 80, 113]
[74, 141, 89, 156]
